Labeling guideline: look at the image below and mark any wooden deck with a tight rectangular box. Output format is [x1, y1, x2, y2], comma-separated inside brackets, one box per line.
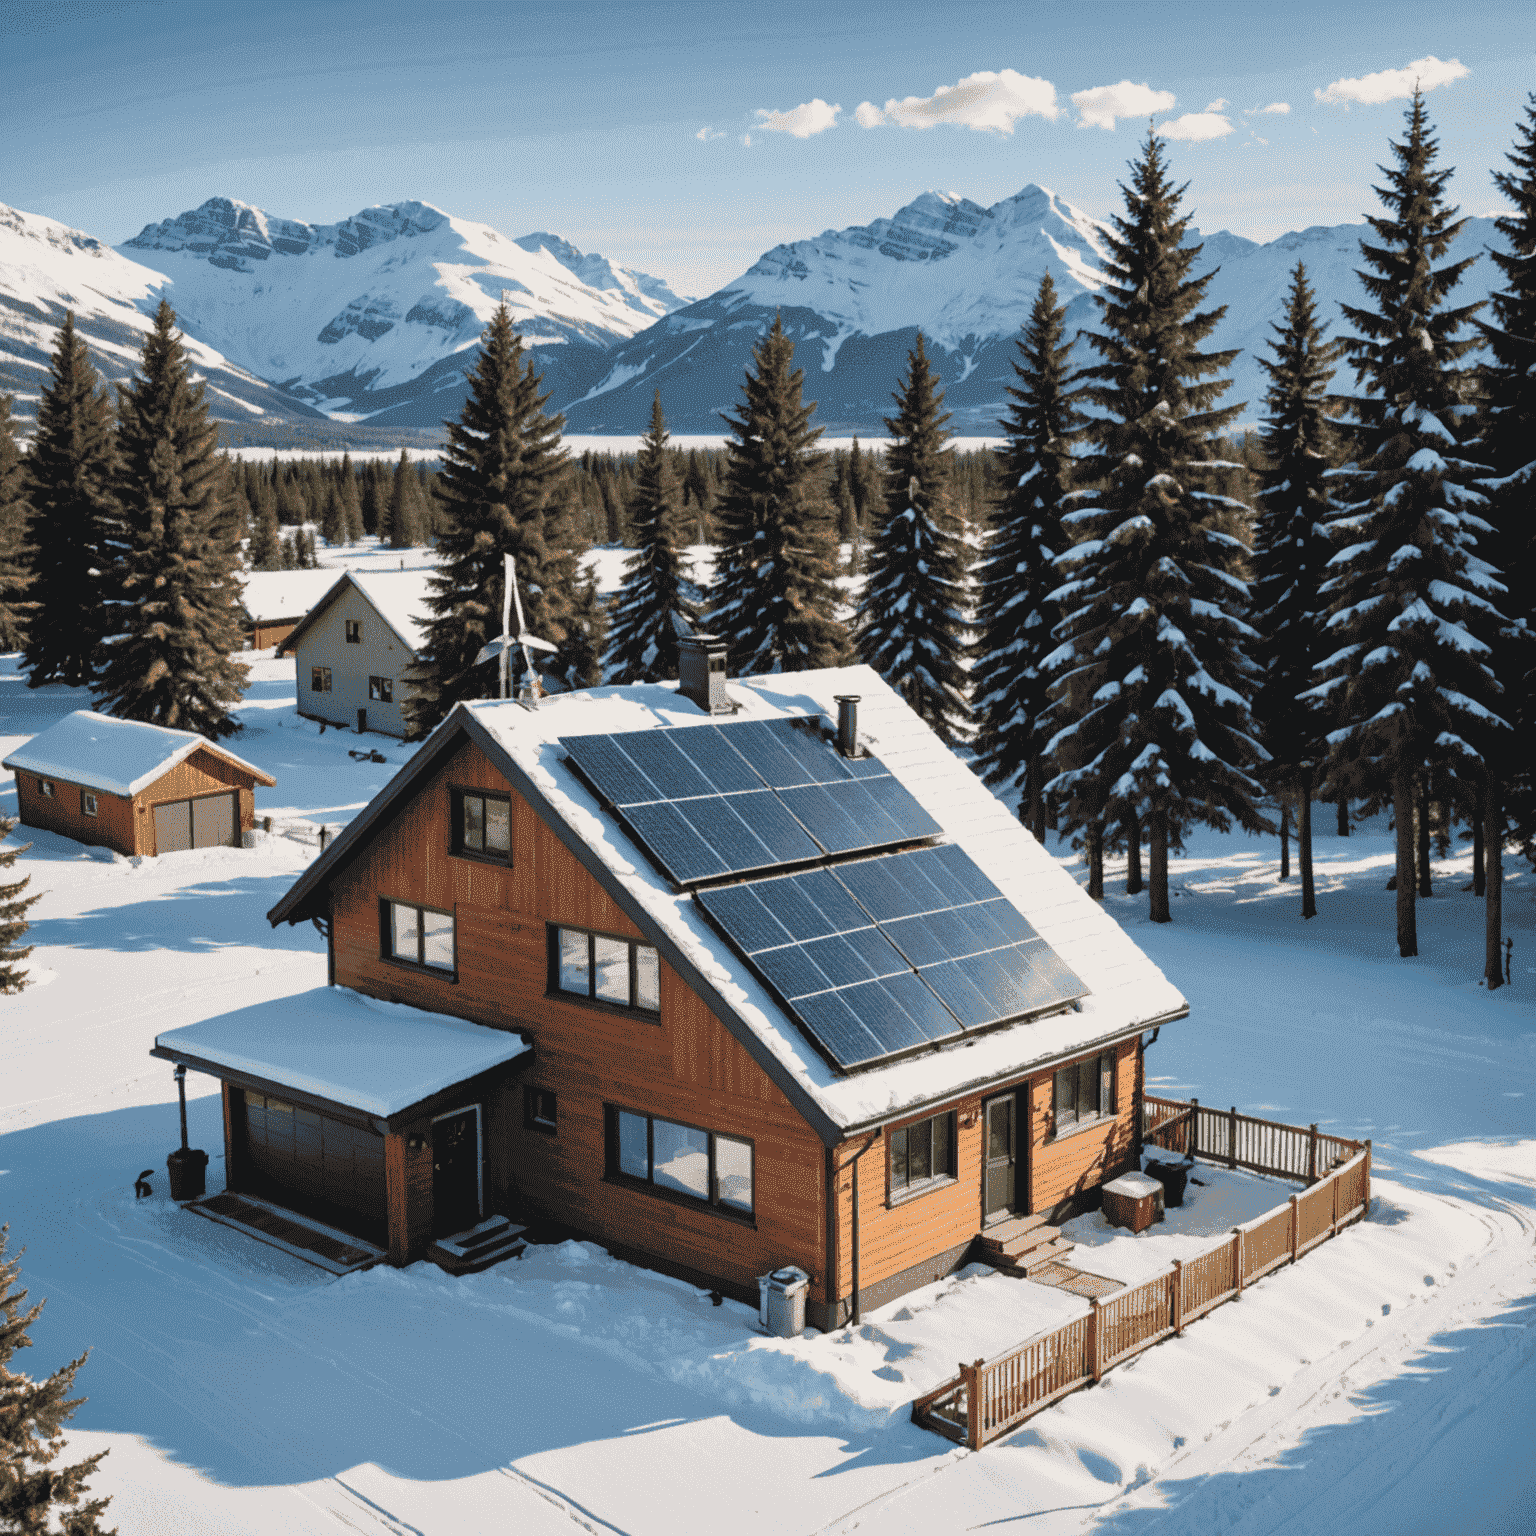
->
[188, 1192, 384, 1275]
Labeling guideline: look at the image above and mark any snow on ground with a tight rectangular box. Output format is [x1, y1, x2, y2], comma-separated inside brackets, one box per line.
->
[1, 652, 1533, 1534]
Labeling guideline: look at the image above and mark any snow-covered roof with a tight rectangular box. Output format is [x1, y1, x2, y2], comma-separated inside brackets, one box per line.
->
[240, 568, 352, 622]
[154, 986, 530, 1119]
[274, 569, 433, 655]
[2, 710, 276, 798]
[451, 666, 1185, 1132]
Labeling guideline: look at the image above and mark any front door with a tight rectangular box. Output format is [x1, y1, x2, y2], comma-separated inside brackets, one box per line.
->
[432, 1106, 481, 1238]
[983, 1094, 1018, 1224]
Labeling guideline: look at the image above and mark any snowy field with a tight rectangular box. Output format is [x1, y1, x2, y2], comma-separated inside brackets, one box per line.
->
[1, 654, 1533, 1534]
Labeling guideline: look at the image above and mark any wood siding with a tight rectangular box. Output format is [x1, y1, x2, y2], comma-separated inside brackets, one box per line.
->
[142, 747, 261, 854]
[292, 585, 415, 737]
[328, 738, 828, 1296]
[251, 617, 300, 651]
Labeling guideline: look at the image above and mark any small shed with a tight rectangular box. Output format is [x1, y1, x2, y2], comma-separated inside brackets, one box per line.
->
[3, 711, 276, 857]
[240, 569, 348, 652]
[276, 571, 431, 738]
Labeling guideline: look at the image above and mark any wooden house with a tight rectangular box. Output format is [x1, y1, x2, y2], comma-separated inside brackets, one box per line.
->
[276, 570, 431, 737]
[240, 569, 349, 652]
[154, 662, 1186, 1321]
[4, 711, 275, 857]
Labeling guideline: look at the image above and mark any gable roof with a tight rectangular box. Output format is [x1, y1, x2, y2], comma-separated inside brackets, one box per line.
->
[274, 569, 433, 657]
[270, 669, 1187, 1144]
[3, 710, 276, 798]
[240, 568, 352, 624]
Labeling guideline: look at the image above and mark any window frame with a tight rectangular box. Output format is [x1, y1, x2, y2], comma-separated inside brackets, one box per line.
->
[603, 1103, 755, 1223]
[887, 1109, 958, 1205]
[344, 618, 362, 644]
[524, 1086, 557, 1135]
[548, 924, 661, 1018]
[450, 786, 514, 866]
[368, 675, 394, 704]
[1051, 1051, 1117, 1139]
[378, 898, 457, 978]
[37, 778, 54, 798]
[81, 790, 98, 818]
[311, 665, 332, 693]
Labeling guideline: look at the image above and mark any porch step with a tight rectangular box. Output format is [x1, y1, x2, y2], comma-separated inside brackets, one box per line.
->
[976, 1212, 1052, 1251]
[428, 1215, 527, 1276]
[993, 1238, 1076, 1278]
[991, 1224, 1062, 1261]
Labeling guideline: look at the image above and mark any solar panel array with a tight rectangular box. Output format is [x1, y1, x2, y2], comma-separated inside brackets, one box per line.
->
[560, 718, 941, 886]
[696, 845, 1090, 1071]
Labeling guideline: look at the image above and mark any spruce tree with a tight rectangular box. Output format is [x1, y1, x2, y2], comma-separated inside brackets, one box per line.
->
[405, 307, 572, 737]
[1318, 93, 1506, 960]
[1048, 129, 1269, 922]
[386, 451, 422, 549]
[0, 396, 31, 652]
[973, 273, 1083, 838]
[1251, 262, 1342, 920]
[606, 392, 698, 684]
[337, 453, 364, 543]
[22, 315, 119, 688]
[0, 1227, 114, 1532]
[93, 301, 249, 737]
[854, 334, 969, 746]
[705, 315, 847, 673]
[247, 495, 282, 571]
[0, 817, 39, 995]
[1476, 94, 1536, 931]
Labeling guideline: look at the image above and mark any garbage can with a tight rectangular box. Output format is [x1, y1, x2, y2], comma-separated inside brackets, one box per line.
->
[1145, 1158, 1189, 1207]
[757, 1266, 811, 1337]
[166, 1146, 209, 1202]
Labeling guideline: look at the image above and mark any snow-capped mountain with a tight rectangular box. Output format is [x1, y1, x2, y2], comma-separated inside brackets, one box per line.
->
[563, 184, 1511, 435]
[0, 202, 327, 427]
[118, 198, 691, 426]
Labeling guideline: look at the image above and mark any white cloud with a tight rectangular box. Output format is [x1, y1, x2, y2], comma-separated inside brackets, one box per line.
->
[1315, 54, 1469, 107]
[871, 69, 1060, 133]
[1072, 80, 1177, 130]
[695, 126, 724, 142]
[1246, 101, 1290, 116]
[1157, 111, 1236, 142]
[1252, 134, 1269, 147]
[753, 98, 840, 138]
[1206, 98, 1228, 113]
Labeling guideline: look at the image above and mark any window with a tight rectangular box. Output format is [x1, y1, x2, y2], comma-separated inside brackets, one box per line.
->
[81, 791, 98, 818]
[455, 790, 511, 861]
[345, 619, 362, 643]
[1053, 1052, 1116, 1135]
[607, 1106, 753, 1216]
[37, 779, 54, 798]
[369, 675, 394, 703]
[525, 1087, 557, 1133]
[889, 1111, 956, 1198]
[552, 926, 660, 1014]
[311, 666, 332, 693]
[382, 899, 455, 973]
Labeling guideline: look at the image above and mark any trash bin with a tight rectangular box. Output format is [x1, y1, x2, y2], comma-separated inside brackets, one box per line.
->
[757, 1266, 811, 1337]
[1145, 1158, 1189, 1207]
[166, 1146, 209, 1202]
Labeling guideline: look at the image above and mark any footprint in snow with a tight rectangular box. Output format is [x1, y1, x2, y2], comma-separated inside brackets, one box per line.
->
[1268, 1386, 1281, 1397]
[1382, 1303, 1391, 1315]
[1424, 1274, 1436, 1286]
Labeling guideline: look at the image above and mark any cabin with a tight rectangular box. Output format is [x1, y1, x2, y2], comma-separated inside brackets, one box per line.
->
[240, 569, 349, 652]
[152, 653, 1186, 1322]
[3, 711, 275, 857]
[276, 570, 432, 737]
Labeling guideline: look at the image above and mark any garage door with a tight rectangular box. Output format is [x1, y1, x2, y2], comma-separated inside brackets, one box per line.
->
[152, 792, 236, 853]
[242, 1091, 387, 1244]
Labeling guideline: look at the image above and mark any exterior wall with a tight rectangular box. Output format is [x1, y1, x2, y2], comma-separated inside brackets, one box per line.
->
[141, 748, 261, 854]
[291, 586, 413, 737]
[327, 738, 828, 1296]
[1028, 1036, 1140, 1219]
[252, 617, 301, 651]
[14, 770, 135, 854]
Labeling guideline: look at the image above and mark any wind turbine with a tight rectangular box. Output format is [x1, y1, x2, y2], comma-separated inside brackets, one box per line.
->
[474, 552, 556, 703]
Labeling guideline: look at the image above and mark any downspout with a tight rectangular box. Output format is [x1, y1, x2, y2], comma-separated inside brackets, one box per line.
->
[847, 1132, 879, 1327]
[313, 910, 334, 987]
[1135, 1026, 1161, 1165]
[824, 1146, 837, 1331]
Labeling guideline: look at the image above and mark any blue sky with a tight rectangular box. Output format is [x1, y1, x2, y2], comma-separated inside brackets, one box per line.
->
[6, 0, 1532, 296]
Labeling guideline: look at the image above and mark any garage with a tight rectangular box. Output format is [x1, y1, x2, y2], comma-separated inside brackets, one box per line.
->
[153, 790, 237, 853]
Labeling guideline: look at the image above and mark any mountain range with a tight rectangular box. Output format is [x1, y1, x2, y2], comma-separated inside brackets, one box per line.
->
[0, 187, 1513, 441]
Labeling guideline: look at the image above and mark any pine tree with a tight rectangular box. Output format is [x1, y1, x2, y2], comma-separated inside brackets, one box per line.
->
[405, 308, 572, 737]
[337, 454, 365, 543]
[386, 451, 425, 549]
[1251, 262, 1342, 920]
[560, 569, 609, 690]
[92, 301, 249, 737]
[973, 273, 1083, 838]
[361, 461, 388, 537]
[854, 334, 969, 745]
[0, 817, 39, 995]
[1048, 129, 1269, 922]
[319, 480, 345, 546]
[1317, 92, 1506, 960]
[705, 316, 847, 673]
[0, 1226, 114, 1532]
[0, 396, 31, 652]
[606, 393, 698, 684]
[1476, 93, 1536, 943]
[247, 494, 282, 571]
[22, 314, 119, 688]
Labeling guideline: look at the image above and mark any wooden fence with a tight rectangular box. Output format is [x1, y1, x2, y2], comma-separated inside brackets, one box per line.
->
[1142, 1095, 1366, 1184]
[912, 1103, 1371, 1450]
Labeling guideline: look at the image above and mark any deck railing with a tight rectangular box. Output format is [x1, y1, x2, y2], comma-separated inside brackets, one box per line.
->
[911, 1101, 1371, 1450]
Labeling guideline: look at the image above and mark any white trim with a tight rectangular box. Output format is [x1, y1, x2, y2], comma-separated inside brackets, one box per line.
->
[432, 1101, 484, 1221]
